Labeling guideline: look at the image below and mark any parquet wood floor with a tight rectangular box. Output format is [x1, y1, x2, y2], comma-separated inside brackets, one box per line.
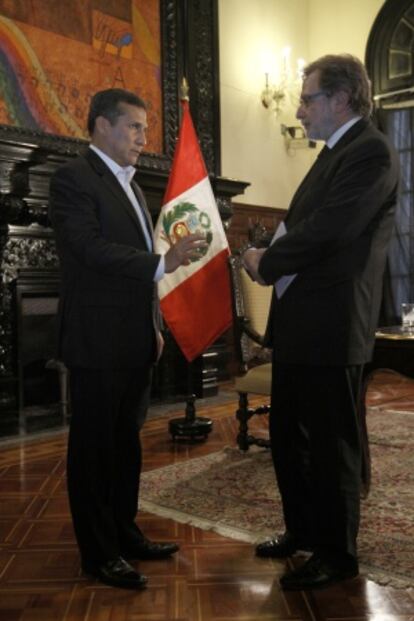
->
[1, 370, 414, 620]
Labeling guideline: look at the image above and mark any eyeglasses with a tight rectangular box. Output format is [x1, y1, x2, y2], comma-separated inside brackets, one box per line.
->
[299, 91, 329, 108]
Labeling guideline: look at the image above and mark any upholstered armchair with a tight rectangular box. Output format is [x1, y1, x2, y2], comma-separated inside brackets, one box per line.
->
[228, 250, 273, 451]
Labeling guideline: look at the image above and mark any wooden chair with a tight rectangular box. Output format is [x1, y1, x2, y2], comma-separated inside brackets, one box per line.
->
[228, 250, 273, 451]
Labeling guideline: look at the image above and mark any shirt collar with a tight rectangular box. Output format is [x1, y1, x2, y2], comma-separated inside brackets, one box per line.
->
[326, 116, 362, 149]
[89, 144, 136, 184]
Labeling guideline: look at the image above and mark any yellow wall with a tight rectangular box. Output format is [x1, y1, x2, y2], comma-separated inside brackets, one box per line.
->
[219, 0, 385, 210]
[308, 0, 384, 61]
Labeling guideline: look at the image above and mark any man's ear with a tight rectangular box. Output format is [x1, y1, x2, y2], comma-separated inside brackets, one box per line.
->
[95, 116, 109, 136]
[333, 89, 350, 112]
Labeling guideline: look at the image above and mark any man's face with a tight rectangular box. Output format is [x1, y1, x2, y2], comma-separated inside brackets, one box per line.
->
[100, 103, 148, 167]
[296, 70, 338, 141]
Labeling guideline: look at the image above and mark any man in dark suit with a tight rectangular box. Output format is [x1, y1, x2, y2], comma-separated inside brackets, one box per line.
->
[243, 55, 399, 590]
[49, 89, 206, 589]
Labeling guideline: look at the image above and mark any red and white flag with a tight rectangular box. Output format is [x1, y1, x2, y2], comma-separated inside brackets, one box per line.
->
[154, 100, 232, 362]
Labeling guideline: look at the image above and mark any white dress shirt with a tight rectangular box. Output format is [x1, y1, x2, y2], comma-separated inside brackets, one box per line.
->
[326, 116, 362, 149]
[90, 144, 164, 281]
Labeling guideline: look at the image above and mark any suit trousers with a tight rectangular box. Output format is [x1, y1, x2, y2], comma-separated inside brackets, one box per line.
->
[270, 362, 363, 561]
[67, 366, 152, 567]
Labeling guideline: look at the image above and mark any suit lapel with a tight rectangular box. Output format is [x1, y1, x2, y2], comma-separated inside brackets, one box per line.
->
[131, 180, 154, 236]
[285, 146, 333, 225]
[85, 149, 152, 245]
[285, 118, 370, 226]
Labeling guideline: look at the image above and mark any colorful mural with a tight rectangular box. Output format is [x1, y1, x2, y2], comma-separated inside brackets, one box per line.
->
[0, 0, 162, 153]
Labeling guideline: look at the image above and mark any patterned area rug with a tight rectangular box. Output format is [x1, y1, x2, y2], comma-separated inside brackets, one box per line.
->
[140, 407, 414, 588]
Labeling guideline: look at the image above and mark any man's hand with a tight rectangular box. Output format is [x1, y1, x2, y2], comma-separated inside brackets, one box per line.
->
[164, 233, 208, 273]
[242, 247, 267, 285]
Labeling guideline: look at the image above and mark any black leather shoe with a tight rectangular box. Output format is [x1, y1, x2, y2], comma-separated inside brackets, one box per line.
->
[82, 557, 148, 589]
[122, 537, 179, 560]
[280, 554, 359, 591]
[256, 532, 310, 558]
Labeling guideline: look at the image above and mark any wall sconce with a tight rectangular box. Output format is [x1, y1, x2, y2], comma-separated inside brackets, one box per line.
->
[261, 48, 305, 116]
[261, 72, 286, 115]
[281, 124, 317, 153]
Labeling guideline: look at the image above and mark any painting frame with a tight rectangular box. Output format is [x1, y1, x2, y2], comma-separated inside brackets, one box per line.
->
[0, 0, 221, 176]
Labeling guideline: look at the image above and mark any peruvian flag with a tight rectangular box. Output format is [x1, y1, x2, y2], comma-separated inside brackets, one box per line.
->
[154, 100, 233, 362]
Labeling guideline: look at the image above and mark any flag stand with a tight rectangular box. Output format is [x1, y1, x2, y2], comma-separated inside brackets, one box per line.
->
[168, 361, 213, 441]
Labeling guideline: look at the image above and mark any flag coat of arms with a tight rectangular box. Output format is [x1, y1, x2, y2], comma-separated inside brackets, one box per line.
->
[154, 100, 233, 362]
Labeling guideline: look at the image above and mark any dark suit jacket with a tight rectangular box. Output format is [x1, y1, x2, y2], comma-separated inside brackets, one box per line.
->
[259, 119, 400, 366]
[49, 148, 161, 369]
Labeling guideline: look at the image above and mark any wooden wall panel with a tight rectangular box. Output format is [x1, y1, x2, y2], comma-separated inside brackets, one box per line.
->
[227, 202, 286, 251]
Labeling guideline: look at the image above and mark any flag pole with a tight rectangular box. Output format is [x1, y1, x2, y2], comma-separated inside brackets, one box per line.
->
[168, 77, 213, 442]
[180, 76, 189, 101]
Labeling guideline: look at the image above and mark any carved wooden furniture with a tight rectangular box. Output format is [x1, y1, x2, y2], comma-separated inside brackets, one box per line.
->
[228, 251, 273, 451]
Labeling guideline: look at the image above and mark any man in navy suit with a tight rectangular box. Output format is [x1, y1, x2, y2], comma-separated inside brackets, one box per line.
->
[49, 89, 205, 589]
[243, 55, 399, 590]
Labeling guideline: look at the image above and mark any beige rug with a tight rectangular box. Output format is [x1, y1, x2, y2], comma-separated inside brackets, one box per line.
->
[140, 407, 414, 588]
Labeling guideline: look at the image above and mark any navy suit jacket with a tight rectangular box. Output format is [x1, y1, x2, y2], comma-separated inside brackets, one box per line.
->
[259, 119, 400, 366]
[49, 148, 161, 369]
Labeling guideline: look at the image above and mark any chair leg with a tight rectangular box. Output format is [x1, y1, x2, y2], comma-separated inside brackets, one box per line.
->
[58, 363, 69, 423]
[45, 359, 70, 424]
[236, 392, 252, 451]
